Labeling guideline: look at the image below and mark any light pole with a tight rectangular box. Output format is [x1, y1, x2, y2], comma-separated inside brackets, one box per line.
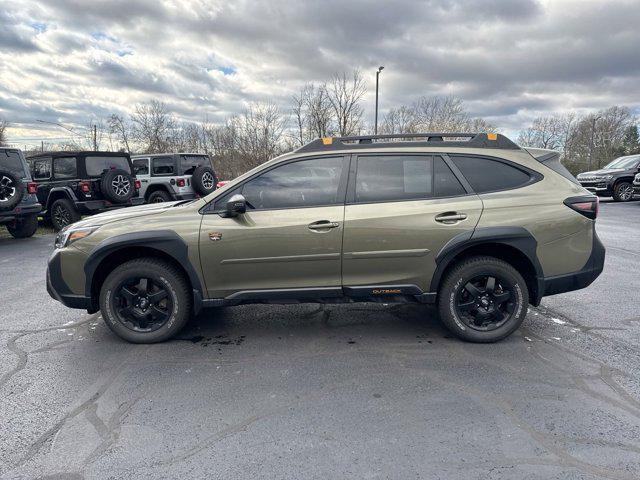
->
[374, 66, 384, 135]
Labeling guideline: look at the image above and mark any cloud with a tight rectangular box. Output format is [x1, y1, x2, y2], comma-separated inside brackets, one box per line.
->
[0, 0, 639, 147]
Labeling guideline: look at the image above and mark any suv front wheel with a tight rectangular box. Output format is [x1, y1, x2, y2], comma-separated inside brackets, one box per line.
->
[613, 181, 634, 202]
[437, 256, 529, 343]
[99, 257, 192, 343]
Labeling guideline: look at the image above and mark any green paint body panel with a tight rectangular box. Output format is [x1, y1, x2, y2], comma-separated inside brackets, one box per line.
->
[50, 139, 602, 307]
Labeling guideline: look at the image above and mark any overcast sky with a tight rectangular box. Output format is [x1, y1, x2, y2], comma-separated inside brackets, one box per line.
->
[1, 0, 639, 147]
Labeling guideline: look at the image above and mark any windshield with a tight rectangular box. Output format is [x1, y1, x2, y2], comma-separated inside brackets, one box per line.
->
[85, 156, 131, 176]
[1, 150, 28, 178]
[603, 156, 640, 170]
[180, 155, 210, 175]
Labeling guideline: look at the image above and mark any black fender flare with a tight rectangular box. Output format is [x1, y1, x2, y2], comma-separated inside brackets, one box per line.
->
[46, 187, 77, 209]
[84, 230, 205, 313]
[429, 226, 545, 304]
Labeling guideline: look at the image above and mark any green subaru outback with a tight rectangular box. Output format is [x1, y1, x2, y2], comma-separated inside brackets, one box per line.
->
[46, 133, 604, 343]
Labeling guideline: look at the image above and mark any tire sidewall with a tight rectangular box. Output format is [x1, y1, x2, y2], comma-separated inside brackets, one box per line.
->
[439, 259, 528, 342]
[191, 166, 217, 195]
[613, 181, 633, 202]
[0, 170, 24, 211]
[99, 261, 190, 343]
[7, 214, 38, 238]
[101, 169, 134, 203]
[50, 199, 79, 231]
[148, 190, 171, 203]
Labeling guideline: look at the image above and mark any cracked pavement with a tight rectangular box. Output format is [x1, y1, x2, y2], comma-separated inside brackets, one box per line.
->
[0, 199, 639, 479]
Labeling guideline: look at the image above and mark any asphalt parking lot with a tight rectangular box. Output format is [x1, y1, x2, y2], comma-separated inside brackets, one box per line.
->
[1, 200, 639, 480]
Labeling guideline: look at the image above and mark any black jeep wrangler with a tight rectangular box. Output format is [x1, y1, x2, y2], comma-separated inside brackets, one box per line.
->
[27, 151, 143, 231]
[0, 148, 42, 238]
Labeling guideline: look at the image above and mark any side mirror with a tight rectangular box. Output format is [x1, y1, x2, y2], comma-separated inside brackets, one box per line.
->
[225, 194, 247, 217]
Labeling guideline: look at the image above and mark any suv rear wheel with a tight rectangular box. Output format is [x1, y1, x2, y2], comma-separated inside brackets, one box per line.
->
[6, 213, 38, 238]
[50, 198, 80, 231]
[99, 257, 192, 343]
[437, 256, 528, 343]
[148, 190, 171, 203]
[613, 181, 634, 202]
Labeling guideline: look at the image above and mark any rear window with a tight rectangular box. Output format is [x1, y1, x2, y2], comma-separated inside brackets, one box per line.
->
[1, 150, 28, 178]
[85, 156, 131, 176]
[451, 156, 532, 193]
[180, 155, 210, 175]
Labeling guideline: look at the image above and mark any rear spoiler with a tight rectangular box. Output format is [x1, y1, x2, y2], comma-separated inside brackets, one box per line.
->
[524, 147, 580, 185]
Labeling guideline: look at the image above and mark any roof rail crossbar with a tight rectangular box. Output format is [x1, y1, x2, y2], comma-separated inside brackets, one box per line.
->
[296, 132, 520, 153]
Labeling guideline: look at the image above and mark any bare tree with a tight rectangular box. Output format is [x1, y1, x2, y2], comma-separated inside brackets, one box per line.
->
[131, 100, 176, 153]
[0, 119, 7, 146]
[108, 114, 132, 153]
[326, 70, 366, 136]
[380, 105, 419, 134]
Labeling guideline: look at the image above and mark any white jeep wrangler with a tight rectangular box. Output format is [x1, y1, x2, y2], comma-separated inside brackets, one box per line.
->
[131, 153, 217, 203]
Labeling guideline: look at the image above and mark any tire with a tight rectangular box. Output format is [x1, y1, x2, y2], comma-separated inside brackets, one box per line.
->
[7, 213, 38, 238]
[50, 198, 80, 231]
[437, 256, 529, 343]
[99, 257, 192, 343]
[0, 170, 24, 211]
[612, 181, 634, 202]
[191, 166, 217, 195]
[147, 189, 172, 203]
[100, 169, 134, 203]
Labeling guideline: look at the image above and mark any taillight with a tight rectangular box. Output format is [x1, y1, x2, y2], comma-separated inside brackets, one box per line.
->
[27, 182, 37, 194]
[177, 178, 186, 187]
[134, 179, 141, 190]
[79, 181, 91, 193]
[564, 196, 598, 220]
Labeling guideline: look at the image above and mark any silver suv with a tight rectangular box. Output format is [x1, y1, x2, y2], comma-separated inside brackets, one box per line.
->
[131, 153, 217, 203]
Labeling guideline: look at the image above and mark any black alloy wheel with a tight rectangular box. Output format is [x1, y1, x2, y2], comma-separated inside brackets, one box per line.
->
[111, 277, 174, 333]
[455, 274, 514, 331]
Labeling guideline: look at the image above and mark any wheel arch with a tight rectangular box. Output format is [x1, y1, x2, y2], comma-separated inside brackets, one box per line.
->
[430, 227, 544, 306]
[85, 230, 204, 314]
[46, 187, 76, 210]
[144, 183, 173, 201]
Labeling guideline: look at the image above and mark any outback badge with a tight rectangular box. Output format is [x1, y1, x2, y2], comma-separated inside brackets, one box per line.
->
[208, 232, 223, 242]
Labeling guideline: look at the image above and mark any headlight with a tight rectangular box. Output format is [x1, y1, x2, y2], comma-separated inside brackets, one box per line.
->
[54, 226, 98, 249]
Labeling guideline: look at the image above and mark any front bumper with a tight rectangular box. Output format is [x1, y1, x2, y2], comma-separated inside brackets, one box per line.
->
[540, 227, 605, 299]
[633, 182, 640, 194]
[578, 180, 612, 195]
[47, 249, 93, 311]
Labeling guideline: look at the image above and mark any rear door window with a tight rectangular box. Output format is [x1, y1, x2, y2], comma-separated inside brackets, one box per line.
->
[434, 157, 466, 197]
[152, 157, 175, 176]
[85, 156, 131, 176]
[355, 155, 433, 203]
[451, 156, 532, 193]
[53, 157, 77, 179]
[1, 150, 28, 178]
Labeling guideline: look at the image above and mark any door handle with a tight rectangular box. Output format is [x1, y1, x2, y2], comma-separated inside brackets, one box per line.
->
[308, 220, 340, 231]
[435, 212, 468, 224]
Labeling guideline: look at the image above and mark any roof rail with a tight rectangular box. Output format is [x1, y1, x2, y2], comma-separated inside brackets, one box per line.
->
[295, 133, 520, 153]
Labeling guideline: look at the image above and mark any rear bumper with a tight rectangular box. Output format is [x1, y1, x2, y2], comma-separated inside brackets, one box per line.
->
[539, 227, 605, 299]
[0, 202, 42, 223]
[47, 249, 93, 311]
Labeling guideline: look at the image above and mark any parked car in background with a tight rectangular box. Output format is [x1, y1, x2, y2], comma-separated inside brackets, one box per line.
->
[0, 148, 41, 238]
[131, 153, 217, 203]
[576, 154, 640, 201]
[27, 151, 143, 231]
[47, 133, 604, 344]
[633, 172, 640, 197]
